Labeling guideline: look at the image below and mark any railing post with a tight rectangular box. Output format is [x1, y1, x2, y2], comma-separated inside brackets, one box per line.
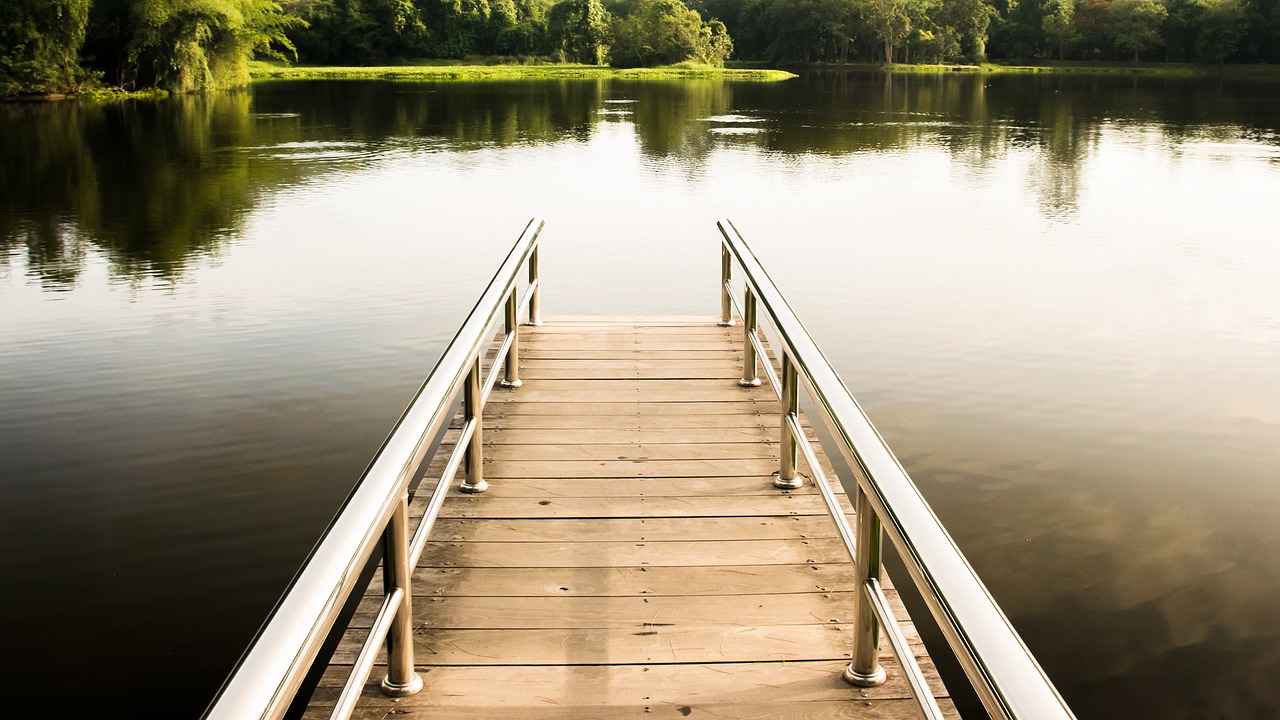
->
[774, 354, 803, 489]
[500, 290, 522, 389]
[845, 487, 888, 686]
[527, 244, 542, 326]
[459, 357, 487, 493]
[740, 286, 760, 387]
[379, 494, 423, 696]
[719, 245, 734, 326]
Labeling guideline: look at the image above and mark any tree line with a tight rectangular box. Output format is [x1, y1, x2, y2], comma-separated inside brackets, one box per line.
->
[284, 0, 733, 66]
[695, 0, 1279, 64]
[0, 0, 732, 95]
[4, 0, 1280, 95]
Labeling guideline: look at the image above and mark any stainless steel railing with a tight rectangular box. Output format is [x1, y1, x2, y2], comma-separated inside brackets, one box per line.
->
[203, 218, 544, 720]
[717, 219, 1076, 720]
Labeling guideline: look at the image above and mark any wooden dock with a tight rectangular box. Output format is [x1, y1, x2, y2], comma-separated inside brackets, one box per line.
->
[305, 318, 956, 719]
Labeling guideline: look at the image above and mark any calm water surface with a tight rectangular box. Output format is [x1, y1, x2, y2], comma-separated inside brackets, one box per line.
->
[2, 73, 1279, 718]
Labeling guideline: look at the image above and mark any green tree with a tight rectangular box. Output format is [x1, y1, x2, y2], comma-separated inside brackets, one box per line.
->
[495, 0, 554, 54]
[289, 0, 426, 62]
[83, 0, 300, 92]
[1108, 0, 1167, 60]
[943, 0, 999, 59]
[422, 0, 493, 57]
[755, 0, 858, 62]
[860, 0, 915, 61]
[1074, 0, 1112, 57]
[1193, 0, 1246, 61]
[705, 17, 734, 62]
[609, 0, 720, 66]
[1042, 0, 1078, 57]
[0, 0, 92, 94]
[548, 0, 610, 62]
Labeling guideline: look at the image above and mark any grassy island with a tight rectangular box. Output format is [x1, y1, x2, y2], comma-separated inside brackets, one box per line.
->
[248, 61, 796, 83]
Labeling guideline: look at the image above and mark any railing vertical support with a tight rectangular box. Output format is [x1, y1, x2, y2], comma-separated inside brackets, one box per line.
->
[774, 354, 803, 489]
[719, 245, 734, 326]
[459, 358, 487, 493]
[740, 287, 761, 387]
[845, 489, 888, 686]
[379, 495, 423, 697]
[500, 290, 522, 388]
[528, 244, 542, 326]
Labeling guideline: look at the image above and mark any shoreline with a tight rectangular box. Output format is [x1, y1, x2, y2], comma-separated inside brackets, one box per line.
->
[789, 61, 1280, 78]
[248, 61, 797, 83]
[10, 60, 1276, 102]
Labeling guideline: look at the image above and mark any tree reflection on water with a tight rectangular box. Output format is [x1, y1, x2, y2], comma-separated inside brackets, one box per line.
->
[5, 72, 1276, 288]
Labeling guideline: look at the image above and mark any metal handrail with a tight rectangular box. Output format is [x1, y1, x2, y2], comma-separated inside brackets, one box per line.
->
[203, 218, 544, 720]
[717, 219, 1075, 720]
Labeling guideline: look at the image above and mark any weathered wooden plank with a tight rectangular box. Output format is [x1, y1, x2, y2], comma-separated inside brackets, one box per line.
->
[304, 698, 957, 720]
[330, 623, 893, 666]
[485, 427, 779, 444]
[437, 494, 826, 518]
[427, 477, 803, 498]
[526, 334, 738, 343]
[414, 484, 855, 520]
[307, 660, 948, 708]
[307, 696, 952, 717]
[521, 357, 741, 367]
[477, 414, 776, 430]
[526, 334, 739, 344]
[523, 349, 742, 360]
[483, 458, 783, 479]
[486, 400, 775, 416]
[414, 561, 860, 594]
[412, 564, 856, 597]
[486, 442, 778, 462]
[521, 366, 743, 380]
[352, 591, 862, 629]
[417, 537, 850, 568]
[530, 324, 733, 334]
[426, 516, 835, 543]
[512, 378, 771, 393]
[536, 316, 718, 325]
[502, 383, 773, 404]
[465, 412, 811, 431]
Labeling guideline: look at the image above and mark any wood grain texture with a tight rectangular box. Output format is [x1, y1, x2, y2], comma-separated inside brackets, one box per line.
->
[304, 317, 954, 720]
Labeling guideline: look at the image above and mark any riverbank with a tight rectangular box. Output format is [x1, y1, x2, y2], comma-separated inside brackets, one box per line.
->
[0, 87, 169, 103]
[881, 61, 1280, 77]
[247, 60, 796, 82]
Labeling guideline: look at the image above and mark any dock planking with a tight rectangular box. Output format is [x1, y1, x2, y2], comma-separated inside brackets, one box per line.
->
[304, 317, 957, 719]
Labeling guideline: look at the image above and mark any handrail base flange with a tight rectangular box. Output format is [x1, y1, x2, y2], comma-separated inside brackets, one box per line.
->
[843, 663, 887, 687]
[772, 471, 805, 490]
[380, 673, 424, 697]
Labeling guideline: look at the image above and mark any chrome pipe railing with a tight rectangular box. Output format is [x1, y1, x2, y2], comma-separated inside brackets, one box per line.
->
[203, 218, 545, 720]
[717, 219, 1075, 720]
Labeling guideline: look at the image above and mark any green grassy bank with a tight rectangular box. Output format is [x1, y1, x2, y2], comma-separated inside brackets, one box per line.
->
[248, 60, 796, 83]
[882, 62, 1280, 78]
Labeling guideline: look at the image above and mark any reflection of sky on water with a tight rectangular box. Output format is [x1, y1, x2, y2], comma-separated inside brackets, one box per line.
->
[2, 75, 1280, 718]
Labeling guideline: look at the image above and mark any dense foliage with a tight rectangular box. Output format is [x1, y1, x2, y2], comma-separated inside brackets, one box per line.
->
[2, 0, 298, 94]
[287, 0, 729, 66]
[609, 0, 732, 66]
[4, 0, 1280, 95]
[1, 0, 92, 94]
[691, 0, 1280, 63]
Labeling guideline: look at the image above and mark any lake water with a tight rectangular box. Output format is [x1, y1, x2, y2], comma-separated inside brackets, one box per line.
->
[2, 72, 1279, 718]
